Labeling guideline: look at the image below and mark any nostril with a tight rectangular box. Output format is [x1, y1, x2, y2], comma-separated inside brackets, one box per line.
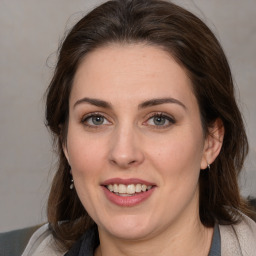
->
[128, 160, 136, 165]
[109, 158, 138, 168]
[110, 159, 117, 165]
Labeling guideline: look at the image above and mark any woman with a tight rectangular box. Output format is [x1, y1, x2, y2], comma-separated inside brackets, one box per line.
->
[22, 0, 256, 255]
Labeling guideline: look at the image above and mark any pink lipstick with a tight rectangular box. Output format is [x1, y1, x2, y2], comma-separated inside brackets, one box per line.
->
[101, 178, 156, 207]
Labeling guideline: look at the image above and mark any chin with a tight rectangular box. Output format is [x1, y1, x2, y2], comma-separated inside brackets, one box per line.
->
[98, 214, 158, 241]
[107, 226, 154, 241]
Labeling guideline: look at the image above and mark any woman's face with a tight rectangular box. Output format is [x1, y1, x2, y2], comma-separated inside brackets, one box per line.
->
[64, 44, 211, 240]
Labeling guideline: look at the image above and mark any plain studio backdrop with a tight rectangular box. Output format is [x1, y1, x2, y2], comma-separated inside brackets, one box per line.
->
[0, 0, 256, 232]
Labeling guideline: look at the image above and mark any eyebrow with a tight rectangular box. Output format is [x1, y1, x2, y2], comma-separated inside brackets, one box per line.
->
[73, 97, 186, 110]
[73, 97, 112, 109]
[138, 98, 187, 110]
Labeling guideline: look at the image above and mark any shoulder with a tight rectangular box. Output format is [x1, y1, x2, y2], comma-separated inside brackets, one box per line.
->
[219, 214, 256, 256]
[0, 225, 40, 256]
[0, 223, 72, 256]
[21, 223, 66, 256]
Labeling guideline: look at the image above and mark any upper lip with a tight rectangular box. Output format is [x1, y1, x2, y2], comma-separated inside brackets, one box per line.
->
[101, 178, 156, 186]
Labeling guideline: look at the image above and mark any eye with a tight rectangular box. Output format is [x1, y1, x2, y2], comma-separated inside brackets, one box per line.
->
[82, 114, 111, 127]
[146, 113, 175, 128]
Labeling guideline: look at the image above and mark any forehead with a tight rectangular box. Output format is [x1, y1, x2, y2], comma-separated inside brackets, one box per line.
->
[71, 43, 195, 106]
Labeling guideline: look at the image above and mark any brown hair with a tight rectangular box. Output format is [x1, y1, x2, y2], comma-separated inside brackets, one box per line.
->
[45, 0, 252, 250]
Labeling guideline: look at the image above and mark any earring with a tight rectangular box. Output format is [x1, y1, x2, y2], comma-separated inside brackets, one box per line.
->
[207, 163, 211, 171]
[70, 178, 74, 190]
[69, 168, 74, 190]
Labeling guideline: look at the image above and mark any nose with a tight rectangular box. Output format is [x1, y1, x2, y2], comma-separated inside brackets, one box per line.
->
[108, 125, 145, 169]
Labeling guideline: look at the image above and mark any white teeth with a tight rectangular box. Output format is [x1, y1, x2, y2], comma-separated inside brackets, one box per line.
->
[127, 184, 135, 194]
[113, 184, 118, 193]
[106, 183, 153, 194]
[141, 184, 147, 192]
[118, 184, 127, 193]
[135, 184, 142, 192]
[107, 184, 114, 192]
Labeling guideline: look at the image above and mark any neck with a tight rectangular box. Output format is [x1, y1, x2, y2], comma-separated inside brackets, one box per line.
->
[95, 217, 213, 256]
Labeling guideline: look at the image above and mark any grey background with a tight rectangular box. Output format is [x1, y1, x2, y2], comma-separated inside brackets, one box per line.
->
[0, 0, 255, 232]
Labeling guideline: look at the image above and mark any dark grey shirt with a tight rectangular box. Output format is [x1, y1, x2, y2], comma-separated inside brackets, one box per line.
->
[65, 224, 221, 256]
[209, 224, 221, 256]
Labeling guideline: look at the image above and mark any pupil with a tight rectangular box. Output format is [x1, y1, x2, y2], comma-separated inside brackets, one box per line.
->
[92, 116, 103, 125]
[154, 116, 165, 125]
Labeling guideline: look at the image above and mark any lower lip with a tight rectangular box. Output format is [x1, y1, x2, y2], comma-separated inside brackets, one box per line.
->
[102, 186, 155, 207]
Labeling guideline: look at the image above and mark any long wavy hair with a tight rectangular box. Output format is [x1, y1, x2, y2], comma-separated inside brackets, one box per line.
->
[45, 0, 252, 251]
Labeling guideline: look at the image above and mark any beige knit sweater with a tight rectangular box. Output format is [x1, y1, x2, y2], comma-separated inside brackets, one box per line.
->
[219, 214, 256, 255]
[22, 214, 256, 256]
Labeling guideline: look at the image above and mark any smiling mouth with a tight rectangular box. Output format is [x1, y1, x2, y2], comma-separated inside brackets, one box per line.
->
[105, 184, 153, 197]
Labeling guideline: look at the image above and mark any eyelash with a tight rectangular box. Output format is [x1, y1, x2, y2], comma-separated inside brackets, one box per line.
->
[144, 112, 176, 129]
[81, 113, 111, 128]
[81, 112, 176, 129]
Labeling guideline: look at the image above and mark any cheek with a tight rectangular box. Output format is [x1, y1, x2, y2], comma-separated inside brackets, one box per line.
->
[67, 129, 107, 178]
[66, 131, 107, 211]
[145, 128, 204, 183]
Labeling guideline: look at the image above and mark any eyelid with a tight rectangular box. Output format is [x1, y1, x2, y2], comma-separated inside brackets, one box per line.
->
[143, 112, 176, 128]
[81, 112, 112, 127]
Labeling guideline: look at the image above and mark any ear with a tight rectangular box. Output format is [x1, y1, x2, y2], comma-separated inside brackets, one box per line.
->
[59, 124, 70, 164]
[200, 118, 224, 169]
[62, 142, 70, 164]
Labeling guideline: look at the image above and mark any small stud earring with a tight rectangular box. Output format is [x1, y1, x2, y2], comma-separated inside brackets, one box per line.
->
[207, 163, 210, 171]
[70, 178, 74, 190]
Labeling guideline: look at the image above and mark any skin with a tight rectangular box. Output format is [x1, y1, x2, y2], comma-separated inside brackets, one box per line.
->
[63, 44, 224, 256]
